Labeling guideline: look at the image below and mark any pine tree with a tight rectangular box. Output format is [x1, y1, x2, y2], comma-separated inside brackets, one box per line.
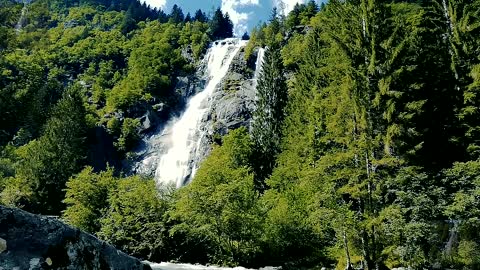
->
[285, 3, 301, 29]
[222, 12, 234, 38]
[251, 44, 288, 191]
[13, 87, 87, 214]
[120, 4, 136, 34]
[169, 4, 184, 24]
[209, 8, 233, 40]
[158, 9, 168, 23]
[184, 12, 192, 23]
[304, 0, 430, 267]
[193, 9, 208, 23]
[440, 0, 480, 159]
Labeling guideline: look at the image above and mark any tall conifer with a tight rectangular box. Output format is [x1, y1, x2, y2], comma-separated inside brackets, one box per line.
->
[251, 44, 288, 191]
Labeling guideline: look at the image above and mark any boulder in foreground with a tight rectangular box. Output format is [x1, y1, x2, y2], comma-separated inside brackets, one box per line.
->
[0, 206, 151, 270]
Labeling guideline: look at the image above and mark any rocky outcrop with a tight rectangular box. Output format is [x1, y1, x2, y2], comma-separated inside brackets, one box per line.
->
[129, 42, 261, 183]
[190, 46, 259, 178]
[128, 56, 209, 178]
[0, 206, 151, 270]
[208, 47, 257, 135]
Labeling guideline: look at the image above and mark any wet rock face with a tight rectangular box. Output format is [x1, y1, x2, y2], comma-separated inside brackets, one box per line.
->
[128, 61, 209, 178]
[0, 206, 151, 270]
[129, 45, 260, 184]
[190, 47, 259, 177]
[211, 47, 258, 134]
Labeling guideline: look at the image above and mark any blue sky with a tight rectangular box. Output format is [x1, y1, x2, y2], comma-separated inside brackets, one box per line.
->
[141, 0, 320, 35]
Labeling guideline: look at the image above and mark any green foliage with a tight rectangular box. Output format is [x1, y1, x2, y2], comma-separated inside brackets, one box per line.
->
[63, 166, 116, 233]
[1, 87, 87, 214]
[0, 0, 211, 217]
[284, 1, 319, 30]
[169, 4, 184, 24]
[254, 0, 480, 268]
[106, 21, 187, 111]
[115, 118, 140, 152]
[179, 21, 210, 60]
[209, 8, 234, 40]
[98, 176, 171, 261]
[3, 0, 480, 268]
[251, 44, 288, 191]
[441, 161, 480, 268]
[172, 128, 263, 266]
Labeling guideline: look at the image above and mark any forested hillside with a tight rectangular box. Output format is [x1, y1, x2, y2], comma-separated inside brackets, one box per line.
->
[0, 0, 234, 212]
[1, 0, 480, 269]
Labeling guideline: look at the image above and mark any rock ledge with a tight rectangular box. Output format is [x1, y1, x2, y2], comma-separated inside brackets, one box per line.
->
[0, 206, 151, 270]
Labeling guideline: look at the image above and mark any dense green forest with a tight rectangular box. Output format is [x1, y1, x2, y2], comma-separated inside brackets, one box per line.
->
[0, 0, 233, 212]
[1, 0, 480, 269]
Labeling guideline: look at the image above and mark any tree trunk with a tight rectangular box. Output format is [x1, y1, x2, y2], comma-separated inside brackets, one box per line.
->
[343, 230, 354, 270]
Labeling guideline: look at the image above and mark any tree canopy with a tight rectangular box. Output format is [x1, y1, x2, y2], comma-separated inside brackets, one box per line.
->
[2, 0, 480, 269]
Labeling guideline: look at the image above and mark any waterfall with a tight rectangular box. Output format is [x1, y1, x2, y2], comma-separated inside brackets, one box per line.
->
[254, 48, 265, 81]
[444, 219, 460, 259]
[15, 1, 27, 33]
[147, 262, 279, 270]
[154, 38, 247, 188]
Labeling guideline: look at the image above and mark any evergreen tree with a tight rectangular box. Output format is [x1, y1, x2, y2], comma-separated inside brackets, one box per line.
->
[120, 3, 137, 34]
[5, 87, 87, 214]
[251, 44, 288, 191]
[158, 9, 168, 23]
[169, 4, 184, 24]
[209, 8, 233, 40]
[303, 0, 319, 21]
[440, 0, 480, 159]
[285, 3, 302, 29]
[269, 7, 281, 35]
[184, 12, 192, 23]
[222, 12, 234, 37]
[193, 9, 208, 23]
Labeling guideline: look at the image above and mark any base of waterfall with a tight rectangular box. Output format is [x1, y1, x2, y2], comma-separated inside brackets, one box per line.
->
[146, 262, 280, 270]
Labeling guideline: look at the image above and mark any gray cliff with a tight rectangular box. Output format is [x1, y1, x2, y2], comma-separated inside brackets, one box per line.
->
[130, 44, 260, 184]
[191, 46, 258, 178]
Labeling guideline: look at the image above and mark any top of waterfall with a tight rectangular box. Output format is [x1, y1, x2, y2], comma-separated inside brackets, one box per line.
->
[212, 38, 244, 47]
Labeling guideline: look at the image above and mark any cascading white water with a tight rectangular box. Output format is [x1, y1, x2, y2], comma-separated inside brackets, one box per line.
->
[147, 262, 278, 270]
[254, 48, 265, 80]
[15, 2, 27, 33]
[155, 38, 247, 188]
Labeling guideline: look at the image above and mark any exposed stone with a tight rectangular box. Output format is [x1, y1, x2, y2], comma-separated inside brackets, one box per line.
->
[139, 110, 159, 133]
[128, 49, 211, 176]
[190, 45, 260, 177]
[0, 238, 6, 253]
[0, 206, 151, 270]
[181, 46, 195, 64]
[63, 20, 79, 29]
[129, 42, 262, 181]
[113, 111, 125, 122]
[29, 258, 40, 268]
[152, 103, 166, 113]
